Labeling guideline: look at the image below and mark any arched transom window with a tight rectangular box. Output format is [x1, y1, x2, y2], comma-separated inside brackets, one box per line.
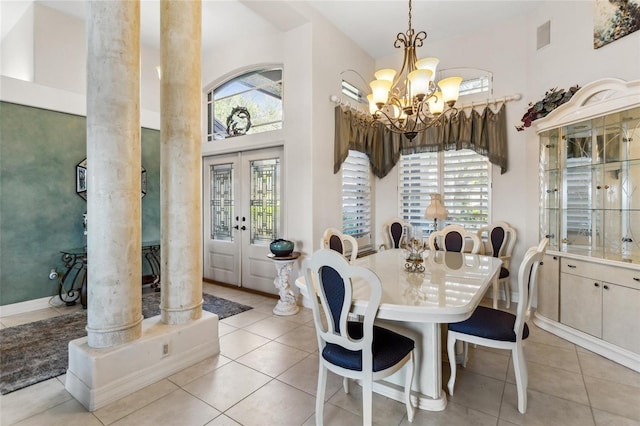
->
[207, 67, 283, 141]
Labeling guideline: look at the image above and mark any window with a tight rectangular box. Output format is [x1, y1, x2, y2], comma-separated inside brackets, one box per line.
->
[207, 68, 283, 141]
[399, 150, 490, 237]
[341, 80, 366, 104]
[439, 68, 492, 99]
[342, 150, 372, 249]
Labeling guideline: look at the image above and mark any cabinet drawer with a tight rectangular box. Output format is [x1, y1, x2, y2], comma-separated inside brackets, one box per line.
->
[561, 258, 640, 289]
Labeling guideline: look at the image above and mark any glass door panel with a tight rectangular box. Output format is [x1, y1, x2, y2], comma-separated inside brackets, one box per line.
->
[622, 107, 640, 161]
[249, 158, 280, 244]
[540, 129, 560, 171]
[211, 163, 234, 241]
[564, 122, 592, 165]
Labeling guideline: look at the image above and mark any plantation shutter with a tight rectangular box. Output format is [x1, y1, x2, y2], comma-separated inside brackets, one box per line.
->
[443, 150, 489, 231]
[399, 149, 489, 235]
[342, 151, 372, 247]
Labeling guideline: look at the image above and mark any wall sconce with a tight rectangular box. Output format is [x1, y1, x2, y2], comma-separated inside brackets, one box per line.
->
[425, 193, 448, 231]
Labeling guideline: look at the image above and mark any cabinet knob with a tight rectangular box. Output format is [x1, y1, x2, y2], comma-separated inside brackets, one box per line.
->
[568, 264, 577, 268]
[552, 256, 558, 260]
[604, 185, 609, 189]
[603, 285, 609, 290]
[596, 185, 602, 190]
[594, 282, 599, 287]
[634, 277, 640, 282]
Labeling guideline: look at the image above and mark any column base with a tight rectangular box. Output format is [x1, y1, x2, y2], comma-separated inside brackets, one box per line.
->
[273, 300, 299, 316]
[66, 311, 219, 411]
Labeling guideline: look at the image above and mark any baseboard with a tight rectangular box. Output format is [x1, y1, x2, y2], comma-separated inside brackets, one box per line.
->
[0, 295, 66, 318]
[533, 312, 640, 372]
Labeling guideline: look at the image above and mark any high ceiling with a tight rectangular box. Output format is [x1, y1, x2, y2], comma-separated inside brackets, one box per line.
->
[2, 0, 543, 60]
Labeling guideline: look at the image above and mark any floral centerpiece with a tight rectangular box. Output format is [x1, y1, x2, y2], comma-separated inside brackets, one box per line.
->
[516, 85, 580, 131]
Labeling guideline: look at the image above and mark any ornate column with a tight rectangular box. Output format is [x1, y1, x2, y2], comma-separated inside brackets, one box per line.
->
[160, 0, 203, 324]
[86, 0, 142, 348]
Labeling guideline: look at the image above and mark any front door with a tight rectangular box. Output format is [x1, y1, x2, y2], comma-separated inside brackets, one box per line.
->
[203, 147, 283, 294]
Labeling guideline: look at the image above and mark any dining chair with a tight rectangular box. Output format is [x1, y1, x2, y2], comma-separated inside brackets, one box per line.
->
[305, 249, 416, 425]
[428, 224, 482, 254]
[380, 217, 412, 250]
[321, 227, 358, 262]
[446, 238, 549, 414]
[477, 221, 517, 308]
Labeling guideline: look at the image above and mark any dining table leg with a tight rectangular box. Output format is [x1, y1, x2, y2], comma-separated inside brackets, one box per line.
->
[372, 319, 448, 411]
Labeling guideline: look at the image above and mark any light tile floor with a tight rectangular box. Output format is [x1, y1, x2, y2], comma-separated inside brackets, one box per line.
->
[1, 282, 639, 426]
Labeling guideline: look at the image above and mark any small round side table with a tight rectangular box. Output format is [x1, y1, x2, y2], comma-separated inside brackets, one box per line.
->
[268, 251, 300, 316]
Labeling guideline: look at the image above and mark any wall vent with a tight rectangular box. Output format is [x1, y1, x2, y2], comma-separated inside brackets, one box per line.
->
[537, 20, 551, 50]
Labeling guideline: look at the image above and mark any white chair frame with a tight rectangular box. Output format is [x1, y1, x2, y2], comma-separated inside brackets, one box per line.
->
[321, 227, 358, 262]
[380, 218, 412, 250]
[447, 238, 548, 414]
[306, 249, 415, 425]
[477, 221, 517, 309]
[428, 224, 482, 254]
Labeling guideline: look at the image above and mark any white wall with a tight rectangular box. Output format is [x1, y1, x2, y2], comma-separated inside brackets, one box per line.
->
[1, 3, 34, 82]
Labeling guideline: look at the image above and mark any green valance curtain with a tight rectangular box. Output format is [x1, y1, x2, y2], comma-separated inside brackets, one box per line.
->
[334, 103, 508, 178]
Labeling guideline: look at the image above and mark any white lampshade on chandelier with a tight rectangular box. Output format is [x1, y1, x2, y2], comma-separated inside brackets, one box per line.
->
[368, 0, 462, 141]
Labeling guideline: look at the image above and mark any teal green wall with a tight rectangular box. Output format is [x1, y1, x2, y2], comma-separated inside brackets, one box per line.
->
[0, 102, 160, 306]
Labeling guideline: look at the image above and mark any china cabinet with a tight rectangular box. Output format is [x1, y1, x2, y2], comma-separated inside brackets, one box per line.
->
[534, 79, 640, 372]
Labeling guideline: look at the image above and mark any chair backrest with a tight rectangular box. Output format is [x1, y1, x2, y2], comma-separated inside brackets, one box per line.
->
[428, 224, 482, 254]
[305, 249, 382, 374]
[513, 238, 549, 337]
[381, 218, 412, 249]
[477, 221, 517, 259]
[321, 227, 358, 262]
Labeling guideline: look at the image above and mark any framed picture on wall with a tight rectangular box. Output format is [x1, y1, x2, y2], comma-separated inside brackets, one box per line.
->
[594, 0, 640, 49]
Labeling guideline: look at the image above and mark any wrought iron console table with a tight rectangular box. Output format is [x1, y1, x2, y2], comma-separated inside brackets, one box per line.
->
[58, 241, 161, 308]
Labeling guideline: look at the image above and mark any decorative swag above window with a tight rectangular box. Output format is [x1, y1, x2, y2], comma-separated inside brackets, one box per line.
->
[334, 104, 508, 179]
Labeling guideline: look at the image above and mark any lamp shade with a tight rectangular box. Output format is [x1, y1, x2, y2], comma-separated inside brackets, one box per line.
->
[438, 76, 463, 104]
[408, 69, 432, 99]
[425, 193, 448, 220]
[427, 91, 444, 115]
[374, 68, 397, 83]
[370, 79, 392, 105]
[415, 57, 439, 79]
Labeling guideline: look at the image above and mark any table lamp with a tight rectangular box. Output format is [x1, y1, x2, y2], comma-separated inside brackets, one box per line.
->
[425, 193, 448, 231]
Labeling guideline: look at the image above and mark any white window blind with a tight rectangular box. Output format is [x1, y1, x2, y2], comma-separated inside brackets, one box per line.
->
[343, 150, 372, 248]
[399, 149, 490, 236]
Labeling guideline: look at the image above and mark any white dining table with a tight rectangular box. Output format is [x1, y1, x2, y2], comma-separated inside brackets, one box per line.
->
[295, 248, 502, 411]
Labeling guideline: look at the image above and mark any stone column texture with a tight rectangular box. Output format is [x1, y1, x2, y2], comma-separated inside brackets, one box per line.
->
[160, 0, 203, 324]
[86, 1, 143, 347]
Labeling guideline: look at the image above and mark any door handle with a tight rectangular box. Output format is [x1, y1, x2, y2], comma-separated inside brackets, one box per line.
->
[233, 225, 239, 230]
[241, 226, 246, 231]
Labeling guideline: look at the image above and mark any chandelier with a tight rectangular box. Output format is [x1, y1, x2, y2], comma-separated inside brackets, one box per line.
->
[367, 0, 462, 141]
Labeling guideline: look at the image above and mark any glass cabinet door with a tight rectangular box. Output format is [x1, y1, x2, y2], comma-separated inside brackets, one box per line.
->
[563, 121, 593, 252]
[540, 129, 560, 249]
[540, 98, 640, 263]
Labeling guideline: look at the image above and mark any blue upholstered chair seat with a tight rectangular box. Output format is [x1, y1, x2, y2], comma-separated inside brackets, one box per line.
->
[323, 322, 414, 372]
[499, 266, 510, 279]
[448, 306, 529, 342]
